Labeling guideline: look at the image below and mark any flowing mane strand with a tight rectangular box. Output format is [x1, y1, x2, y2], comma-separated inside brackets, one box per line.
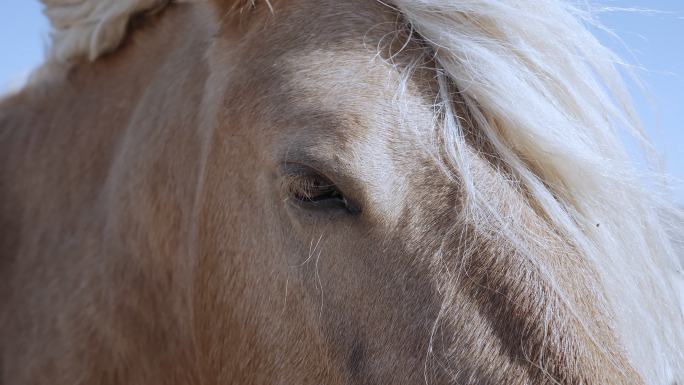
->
[389, 0, 683, 383]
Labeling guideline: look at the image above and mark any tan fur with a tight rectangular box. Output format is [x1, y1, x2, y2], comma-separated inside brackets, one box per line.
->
[0, 1, 664, 384]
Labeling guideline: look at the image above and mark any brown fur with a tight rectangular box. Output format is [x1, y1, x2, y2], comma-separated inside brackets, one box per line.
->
[1, 1, 643, 384]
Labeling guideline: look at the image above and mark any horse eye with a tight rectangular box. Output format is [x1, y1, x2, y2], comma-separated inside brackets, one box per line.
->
[293, 177, 341, 202]
[283, 167, 354, 212]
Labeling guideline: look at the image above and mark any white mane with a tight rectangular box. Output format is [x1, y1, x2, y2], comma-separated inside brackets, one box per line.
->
[42, 0, 169, 61]
[392, 0, 683, 383]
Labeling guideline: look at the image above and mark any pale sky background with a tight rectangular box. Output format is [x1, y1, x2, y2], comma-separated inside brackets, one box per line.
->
[1, 1, 682, 201]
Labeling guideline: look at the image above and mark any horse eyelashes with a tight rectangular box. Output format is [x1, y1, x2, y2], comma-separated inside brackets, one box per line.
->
[286, 173, 340, 202]
[281, 167, 353, 213]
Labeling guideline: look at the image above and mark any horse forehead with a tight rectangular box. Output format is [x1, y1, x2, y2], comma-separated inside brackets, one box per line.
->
[273, 47, 437, 167]
[257, 2, 409, 103]
[269, 0, 391, 33]
[224, 17, 432, 152]
[226, 0, 432, 135]
[280, 49, 411, 124]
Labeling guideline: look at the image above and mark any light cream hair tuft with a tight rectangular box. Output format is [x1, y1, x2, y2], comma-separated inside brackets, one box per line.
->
[41, 0, 171, 61]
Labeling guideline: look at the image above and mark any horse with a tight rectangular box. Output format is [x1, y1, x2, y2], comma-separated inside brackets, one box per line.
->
[1, 0, 682, 384]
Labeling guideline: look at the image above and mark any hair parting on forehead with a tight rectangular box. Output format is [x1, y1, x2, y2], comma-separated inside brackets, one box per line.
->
[387, 0, 683, 383]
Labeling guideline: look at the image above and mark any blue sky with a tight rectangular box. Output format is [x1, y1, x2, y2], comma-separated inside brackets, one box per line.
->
[1, 1, 682, 201]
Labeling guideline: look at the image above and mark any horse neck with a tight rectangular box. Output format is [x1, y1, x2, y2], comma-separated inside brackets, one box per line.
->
[0, 3, 212, 380]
